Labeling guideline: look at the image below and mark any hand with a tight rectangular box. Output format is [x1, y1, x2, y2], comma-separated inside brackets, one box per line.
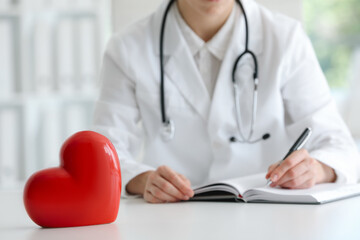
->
[265, 149, 336, 189]
[126, 165, 194, 203]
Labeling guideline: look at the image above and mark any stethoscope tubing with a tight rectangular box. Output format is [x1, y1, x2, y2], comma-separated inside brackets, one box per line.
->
[159, 0, 175, 125]
[159, 0, 269, 143]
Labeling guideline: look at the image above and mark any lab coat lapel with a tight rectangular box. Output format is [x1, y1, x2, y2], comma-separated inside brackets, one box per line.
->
[151, 2, 211, 121]
[165, 48, 211, 121]
[207, 0, 263, 136]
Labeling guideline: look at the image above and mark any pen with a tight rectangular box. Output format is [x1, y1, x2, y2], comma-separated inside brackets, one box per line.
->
[266, 127, 312, 186]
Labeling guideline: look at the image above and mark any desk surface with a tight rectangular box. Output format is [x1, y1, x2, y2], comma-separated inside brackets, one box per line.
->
[1, 190, 360, 240]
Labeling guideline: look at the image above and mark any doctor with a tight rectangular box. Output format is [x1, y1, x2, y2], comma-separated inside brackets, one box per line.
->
[93, 0, 360, 203]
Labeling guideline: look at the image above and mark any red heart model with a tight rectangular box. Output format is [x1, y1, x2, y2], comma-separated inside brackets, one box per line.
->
[23, 131, 121, 228]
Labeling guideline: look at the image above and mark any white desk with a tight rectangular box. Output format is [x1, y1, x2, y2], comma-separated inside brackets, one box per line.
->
[1, 190, 360, 240]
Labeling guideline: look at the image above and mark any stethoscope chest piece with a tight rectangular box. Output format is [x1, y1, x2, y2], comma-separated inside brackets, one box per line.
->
[161, 119, 175, 142]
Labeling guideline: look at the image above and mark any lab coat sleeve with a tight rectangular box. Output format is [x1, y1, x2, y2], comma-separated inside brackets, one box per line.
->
[281, 23, 360, 184]
[92, 36, 155, 197]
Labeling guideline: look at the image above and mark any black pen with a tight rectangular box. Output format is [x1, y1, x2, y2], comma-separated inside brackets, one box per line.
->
[266, 127, 313, 186]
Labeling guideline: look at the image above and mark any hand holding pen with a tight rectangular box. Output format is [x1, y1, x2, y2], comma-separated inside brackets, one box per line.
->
[266, 128, 337, 189]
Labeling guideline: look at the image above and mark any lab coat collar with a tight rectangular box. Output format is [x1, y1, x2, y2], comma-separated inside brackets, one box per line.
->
[173, 4, 204, 58]
[205, 5, 237, 61]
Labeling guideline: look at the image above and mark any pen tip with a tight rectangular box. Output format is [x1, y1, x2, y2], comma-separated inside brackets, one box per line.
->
[266, 179, 272, 186]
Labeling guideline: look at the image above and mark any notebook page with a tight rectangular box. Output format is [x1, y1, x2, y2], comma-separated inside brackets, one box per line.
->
[219, 173, 267, 194]
[312, 183, 360, 203]
[245, 183, 360, 203]
[192, 173, 267, 196]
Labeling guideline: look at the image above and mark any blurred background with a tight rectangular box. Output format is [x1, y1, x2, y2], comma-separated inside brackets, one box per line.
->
[0, 0, 359, 190]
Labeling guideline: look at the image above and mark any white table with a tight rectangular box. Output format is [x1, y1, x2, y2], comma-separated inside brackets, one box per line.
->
[1, 190, 360, 240]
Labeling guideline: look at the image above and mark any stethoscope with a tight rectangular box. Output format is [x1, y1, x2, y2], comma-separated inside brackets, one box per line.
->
[159, 0, 270, 143]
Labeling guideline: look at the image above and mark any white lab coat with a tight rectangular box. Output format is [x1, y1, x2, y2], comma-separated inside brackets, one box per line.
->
[93, 0, 360, 196]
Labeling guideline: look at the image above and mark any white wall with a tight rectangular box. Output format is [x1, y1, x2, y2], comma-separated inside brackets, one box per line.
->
[112, 0, 302, 32]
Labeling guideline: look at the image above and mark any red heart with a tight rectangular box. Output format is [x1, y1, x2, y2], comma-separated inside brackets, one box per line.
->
[23, 131, 121, 228]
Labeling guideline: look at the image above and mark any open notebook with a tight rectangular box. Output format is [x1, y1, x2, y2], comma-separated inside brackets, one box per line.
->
[191, 173, 360, 204]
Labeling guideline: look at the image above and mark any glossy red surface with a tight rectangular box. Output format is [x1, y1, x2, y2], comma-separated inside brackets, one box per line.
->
[23, 131, 121, 228]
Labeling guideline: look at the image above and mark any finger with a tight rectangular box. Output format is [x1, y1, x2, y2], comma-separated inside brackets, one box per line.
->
[149, 184, 179, 202]
[158, 166, 193, 197]
[275, 159, 310, 186]
[177, 174, 194, 197]
[279, 171, 313, 189]
[144, 190, 165, 204]
[178, 173, 191, 185]
[153, 175, 189, 200]
[268, 149, 308, 183]
[266, 161, 281, 179]
[178, 174, 192, 187]
[294, 178, 316, 189]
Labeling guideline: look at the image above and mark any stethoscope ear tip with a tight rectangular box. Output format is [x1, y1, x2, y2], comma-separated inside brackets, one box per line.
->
[229, 137, 237, 142]
[262, 133, 271, 140]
